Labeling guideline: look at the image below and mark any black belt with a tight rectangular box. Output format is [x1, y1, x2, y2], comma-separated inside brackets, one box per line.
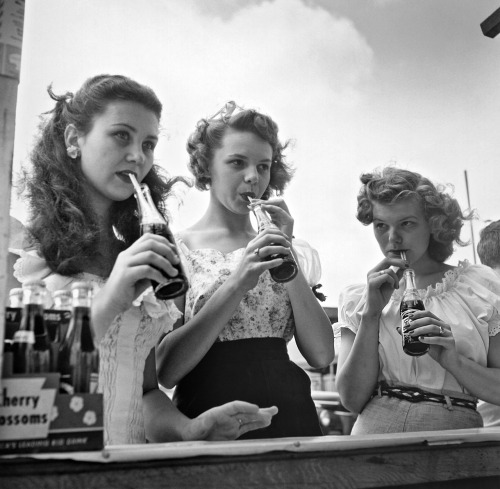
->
[374, 381, 477, 411]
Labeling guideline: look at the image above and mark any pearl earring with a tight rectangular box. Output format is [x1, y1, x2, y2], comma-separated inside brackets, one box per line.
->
[67, 145, 80, 159]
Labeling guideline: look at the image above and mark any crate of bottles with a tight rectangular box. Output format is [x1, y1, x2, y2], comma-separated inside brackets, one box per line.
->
[1, 280, 104, 454]
[0, 373, 103, 454]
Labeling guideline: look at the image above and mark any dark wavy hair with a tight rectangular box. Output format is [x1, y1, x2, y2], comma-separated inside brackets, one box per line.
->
[186, 105, 294, 199]
[477, 220, 500, 268]
[356, 167, 471, 262]
[24, 74, 185, 276]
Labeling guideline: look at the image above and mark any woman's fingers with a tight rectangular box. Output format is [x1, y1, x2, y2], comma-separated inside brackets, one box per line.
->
[369, 267, 400, 289]
[229, 404, 279, 434]
[403, 312, 451, 340]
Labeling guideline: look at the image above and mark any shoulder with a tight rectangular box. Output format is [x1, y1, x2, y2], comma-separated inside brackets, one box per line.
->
[444, 261, 500, 316]
[456, 261, 500, 293]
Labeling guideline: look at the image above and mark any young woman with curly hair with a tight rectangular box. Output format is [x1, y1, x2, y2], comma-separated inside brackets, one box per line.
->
[335, 167, 500, 433]
[10, 78, 277, 445]
[156, 103, 334, 439]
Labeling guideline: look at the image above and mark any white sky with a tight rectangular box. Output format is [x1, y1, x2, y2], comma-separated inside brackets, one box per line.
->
[11, 0, 500, 312]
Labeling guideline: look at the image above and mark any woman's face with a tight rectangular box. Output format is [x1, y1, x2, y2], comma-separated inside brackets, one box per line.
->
[76, 100, 159, 215]
[208, 129, 272, 214]
[372, 197, 432, 266]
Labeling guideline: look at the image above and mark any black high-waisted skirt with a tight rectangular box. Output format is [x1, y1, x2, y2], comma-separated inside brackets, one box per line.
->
[173, 337, 322, 439]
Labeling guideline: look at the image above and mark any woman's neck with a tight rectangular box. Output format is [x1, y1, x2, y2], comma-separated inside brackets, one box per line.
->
[411, 254, 454, 290]
[184, 199, 256, 253]
[200, 199, 255, 234]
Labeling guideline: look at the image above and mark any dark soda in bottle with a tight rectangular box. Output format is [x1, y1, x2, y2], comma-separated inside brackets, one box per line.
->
[12, 280, 50, 373]
[248, 200, 298, 283]
[400, 269, 429, 356]
[58, 281, 99, 394]
[134, 181, 188, 300]
[44, 289, 72, 372]
[3, 288, 23, 375]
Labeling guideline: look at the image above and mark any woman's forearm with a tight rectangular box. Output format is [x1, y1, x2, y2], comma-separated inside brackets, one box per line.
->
[440, 355, 500, 405]
[336, 314, 381, 413]
[156, 275, 247, 388]
[286, 268, 334, 368]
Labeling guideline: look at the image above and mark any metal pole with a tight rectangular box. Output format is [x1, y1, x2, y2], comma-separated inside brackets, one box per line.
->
[0, 0, 25, 377]
[464, 170, 477, 264]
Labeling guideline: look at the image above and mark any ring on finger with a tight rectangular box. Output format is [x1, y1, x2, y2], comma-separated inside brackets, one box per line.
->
[254, 248, 260, 258]
[237, 418, 243, 427]
[438, 326, 444, 335]
[379, 269, 387, 276]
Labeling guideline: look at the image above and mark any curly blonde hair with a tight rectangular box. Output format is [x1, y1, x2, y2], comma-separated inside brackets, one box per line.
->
[356, 167, 471, 262]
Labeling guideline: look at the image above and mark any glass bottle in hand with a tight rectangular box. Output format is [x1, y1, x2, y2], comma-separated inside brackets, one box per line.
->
[134, 182, 188, 299]
[400, 268, 429, 356]
[249, 200, 298, 283]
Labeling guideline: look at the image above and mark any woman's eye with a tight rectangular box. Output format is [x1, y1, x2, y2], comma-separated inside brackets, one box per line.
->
[114, 131, 129, 141]
[230, 159, 243, 166]
[143, 141, 156, 152]
[258, 164, 270, 173]
[374, 222, 385, 230]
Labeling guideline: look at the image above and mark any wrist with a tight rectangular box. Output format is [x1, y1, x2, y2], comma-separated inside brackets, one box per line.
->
[439, 350, 462, 372]
[225, 273, 250, 296]
[361, 307, 382, 322]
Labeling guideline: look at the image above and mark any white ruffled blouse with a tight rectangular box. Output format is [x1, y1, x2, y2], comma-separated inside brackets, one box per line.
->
[334, 261, 500, 397]
[11, 248, 181, 445]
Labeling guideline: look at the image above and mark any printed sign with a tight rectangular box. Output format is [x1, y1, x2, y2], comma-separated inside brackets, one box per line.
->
[0, 374, 57, 440]
[0, 0, 24, 79]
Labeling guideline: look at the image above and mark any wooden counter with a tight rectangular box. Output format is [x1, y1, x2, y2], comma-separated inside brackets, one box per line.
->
[1, 429, 500, 488]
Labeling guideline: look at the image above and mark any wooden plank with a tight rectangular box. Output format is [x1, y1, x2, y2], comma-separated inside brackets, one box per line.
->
[1, 441, 500, 488]
[481, 7, 500, 38]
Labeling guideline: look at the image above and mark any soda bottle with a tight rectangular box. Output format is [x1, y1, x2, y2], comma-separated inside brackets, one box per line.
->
[134, 182, 189, 300]
[12, 280, 50, 373]
[44, 289, 72, 372]
[399, 268, 429, 356]
[58, 281, 99, 394]
[3, 288, 24, 375]
[248, 200, 298, 283]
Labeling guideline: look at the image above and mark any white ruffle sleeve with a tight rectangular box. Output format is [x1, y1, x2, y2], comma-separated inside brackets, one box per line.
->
[293, 238, 322, 286]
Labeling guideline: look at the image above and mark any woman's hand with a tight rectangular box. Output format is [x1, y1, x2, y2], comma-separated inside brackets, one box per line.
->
[402, 310, 458, 366]
[92, 233, 180, 336]
[182, 402, 278, 441]
[231, 228, 292, 292]
[364, 258, 406, 317]
[257, 197, 294, 239]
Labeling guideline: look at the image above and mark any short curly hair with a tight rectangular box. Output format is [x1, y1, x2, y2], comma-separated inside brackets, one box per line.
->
[186, 106, 294, 200]
[477, 220, 500, 268]
[356, 167, 470, 262]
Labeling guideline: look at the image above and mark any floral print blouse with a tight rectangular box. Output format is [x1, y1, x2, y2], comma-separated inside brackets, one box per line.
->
[176, 237, 322, 343]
